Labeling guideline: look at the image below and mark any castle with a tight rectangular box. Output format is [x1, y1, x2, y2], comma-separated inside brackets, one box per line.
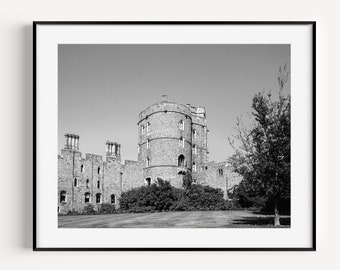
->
[58, 95, 241, 214]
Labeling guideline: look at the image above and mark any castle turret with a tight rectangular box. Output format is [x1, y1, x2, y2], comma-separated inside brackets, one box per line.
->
[137, 96, 194, 187]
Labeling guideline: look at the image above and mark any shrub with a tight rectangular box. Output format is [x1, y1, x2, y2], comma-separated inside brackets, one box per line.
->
[98, 203, 116, 214]
[120, 178, 227, 213]
[171, 185, 226, 211]
[82, 204, 97, 215]
[65, 210, 81, 215]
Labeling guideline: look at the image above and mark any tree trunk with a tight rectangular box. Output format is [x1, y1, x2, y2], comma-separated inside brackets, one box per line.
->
[274, 202, 280, 226]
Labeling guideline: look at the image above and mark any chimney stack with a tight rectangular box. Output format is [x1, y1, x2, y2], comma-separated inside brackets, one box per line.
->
[106, 141, 121, 158]
[161, 95, 168, 103]
[64, 133, 79, 150]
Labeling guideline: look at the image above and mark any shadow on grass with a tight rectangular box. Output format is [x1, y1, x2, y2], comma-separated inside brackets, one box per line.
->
[232, 216, 291, 227]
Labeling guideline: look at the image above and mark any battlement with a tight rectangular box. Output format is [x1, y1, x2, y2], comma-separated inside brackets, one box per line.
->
[186, 104, 206, 118]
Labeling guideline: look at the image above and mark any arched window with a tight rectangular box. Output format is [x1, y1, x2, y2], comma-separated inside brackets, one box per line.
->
[97, 167, 101, 174]
[193, 162, 197, 172]
[145, 177, 151, 186]
[86, 179, 89, 188]
[146, 122, 151, 134]
[74, 178, 78, 187]
[97, 180, 100, 189]
[146, 157, 150, 167]
[179, 120, 185, 130]
[96, 193, 101, 204]
[80, 164, 84, 172]
[60, 191, 66, 202]
[84, 192, 91, 203]
[178, 155, 185, 167]
[146, 139, 150, 149]
[111, 194, 116, 204]
[179, 137, 184, 148]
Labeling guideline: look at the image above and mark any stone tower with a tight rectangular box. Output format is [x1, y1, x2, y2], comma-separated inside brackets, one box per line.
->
[137, 95, 207, 187]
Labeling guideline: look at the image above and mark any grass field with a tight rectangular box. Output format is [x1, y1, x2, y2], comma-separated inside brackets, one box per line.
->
[58, 210, 290, 228]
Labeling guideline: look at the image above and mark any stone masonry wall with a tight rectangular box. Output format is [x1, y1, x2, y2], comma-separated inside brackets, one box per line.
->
[58, 97, 242, 214]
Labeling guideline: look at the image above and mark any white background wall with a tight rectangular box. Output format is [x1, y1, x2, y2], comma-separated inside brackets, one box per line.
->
[0, 0, 339, 269]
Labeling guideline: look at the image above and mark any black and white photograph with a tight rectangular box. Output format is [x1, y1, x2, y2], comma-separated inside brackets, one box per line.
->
[57, 43, 291, 229]
[33, 22, 315, 250]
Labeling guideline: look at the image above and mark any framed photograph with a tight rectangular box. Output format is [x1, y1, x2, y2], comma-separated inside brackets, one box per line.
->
[34, 21, 316, 251]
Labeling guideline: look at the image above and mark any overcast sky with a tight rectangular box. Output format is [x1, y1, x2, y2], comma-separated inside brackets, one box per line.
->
[58, 44, 290, 162]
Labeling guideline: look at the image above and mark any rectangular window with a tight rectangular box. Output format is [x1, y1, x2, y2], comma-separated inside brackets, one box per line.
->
[179, 137, 184, 148]
[60, 191, 66, 202]
[85, 193, 90, 203]
[193, 129, 197, 139]
[146, 139, 149, 149]
[193, 145, 197, 154]
[179, 120, 185, 131]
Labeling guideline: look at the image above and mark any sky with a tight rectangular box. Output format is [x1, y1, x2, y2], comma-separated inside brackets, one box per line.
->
[58, 44, 290, 162]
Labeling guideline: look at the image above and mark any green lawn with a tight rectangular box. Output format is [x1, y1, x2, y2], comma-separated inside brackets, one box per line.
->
[58, 210, 290, 228]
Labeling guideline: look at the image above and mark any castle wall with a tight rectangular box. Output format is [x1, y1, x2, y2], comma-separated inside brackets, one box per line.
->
[121, 160, 144, 191]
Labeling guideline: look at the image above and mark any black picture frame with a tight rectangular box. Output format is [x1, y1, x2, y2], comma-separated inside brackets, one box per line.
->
[33, 21, 316, 251]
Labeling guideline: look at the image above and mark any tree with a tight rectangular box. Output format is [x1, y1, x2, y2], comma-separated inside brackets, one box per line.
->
[228, 65, 290, 226]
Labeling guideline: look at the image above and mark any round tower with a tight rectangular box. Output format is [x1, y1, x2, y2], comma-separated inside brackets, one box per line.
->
[137, 95, 192, 187]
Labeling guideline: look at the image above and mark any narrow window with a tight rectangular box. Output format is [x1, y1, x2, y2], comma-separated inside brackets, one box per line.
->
[179, 137, 184, 148]
[97, 180, 100, 189]
[80, 164, 84, 172]
[111, 194, 116, 204]
[145, 177, 151, 186]
[96, 193, 101, 204]
[74, 178, 77, 187]
[179, 120, 185, 130]
[178, 155, 185, 167]
[218, 169, 223, 176]
[204, 126, 207, 133]
[141, 125, 145, 135]
[193, 144, 197, 154]
[84, 192, 91, 203]
[193, 129, 197, 139]
[60, 191, 66, 202]
[146, 157, 150, 167]
[98, 166, 101, 174]
[146, 122, 151, 134]
[86, 179, 89, 188]
[137, 144, 140, 153]
[193, 162, 197, 172]
[146, 139, 150, 149]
